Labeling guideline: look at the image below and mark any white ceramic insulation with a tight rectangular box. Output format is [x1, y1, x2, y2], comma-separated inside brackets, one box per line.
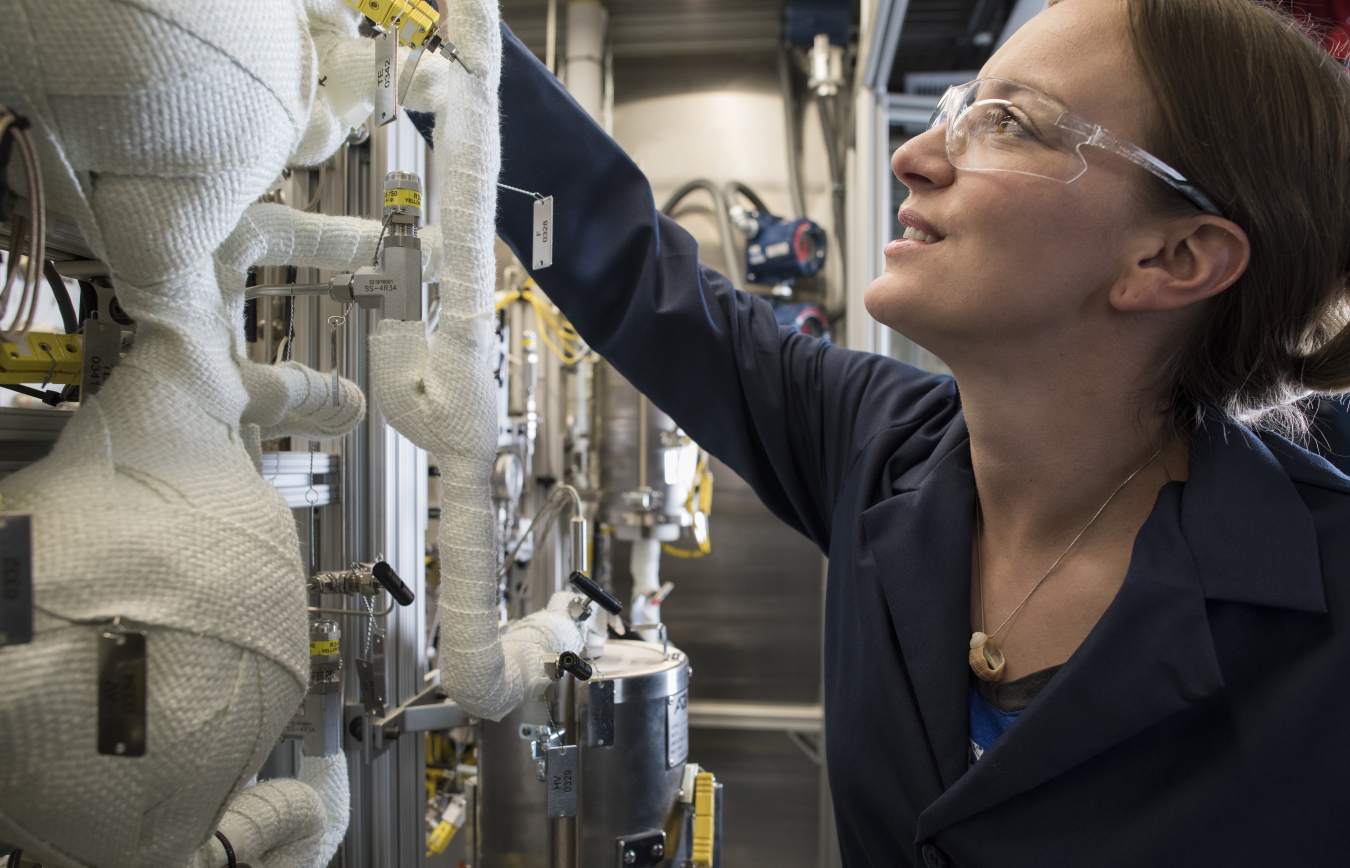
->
[295, 0, 453, 167]
[358, 0, 588, 720]
[189, 754, 349, 868]
[630, 538, 664, 625]
[0, 3, 335, 867]
[216, 201, 446, 455]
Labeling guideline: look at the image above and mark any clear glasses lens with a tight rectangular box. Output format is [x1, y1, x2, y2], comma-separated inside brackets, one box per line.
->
[933, 80, 1088, 184]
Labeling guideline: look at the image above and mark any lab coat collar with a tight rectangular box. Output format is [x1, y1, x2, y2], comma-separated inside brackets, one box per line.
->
[860, 413, 1329, 838]
[1181, 418, 1328, 614]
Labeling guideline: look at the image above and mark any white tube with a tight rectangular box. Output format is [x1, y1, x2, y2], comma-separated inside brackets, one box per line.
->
[367, 0, 588, 721]
[189, 753, 349, 868]
[215, 202, 443, 449]
[630, 537, 663, 625]
[0, 3, 322, 866]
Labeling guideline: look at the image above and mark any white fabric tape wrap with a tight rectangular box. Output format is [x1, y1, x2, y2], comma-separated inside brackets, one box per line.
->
[189, 753, 349, 868]
[366, 0, 586, 722]
[0, 2, 331, 867]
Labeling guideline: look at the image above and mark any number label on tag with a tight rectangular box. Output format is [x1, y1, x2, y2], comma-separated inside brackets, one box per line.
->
[81, 319, 121, 399]
[375, 28, 398, 127]
[545, 744, 578, 818]
[533, 196, 554, 270]
[98, 630, 147, 756]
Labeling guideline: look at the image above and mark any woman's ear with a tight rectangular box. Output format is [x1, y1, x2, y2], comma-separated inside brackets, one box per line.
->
[1111, 214, 1250, 313]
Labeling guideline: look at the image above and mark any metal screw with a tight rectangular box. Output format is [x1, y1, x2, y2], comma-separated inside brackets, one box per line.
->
[623, 849, 636, 864]
[652, 843, 664, 857]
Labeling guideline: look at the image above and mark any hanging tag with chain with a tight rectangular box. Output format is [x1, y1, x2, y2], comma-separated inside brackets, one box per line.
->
[328, 307, 349, 407]
[354, 593, 387, 716]
[498, 184, 554, 270]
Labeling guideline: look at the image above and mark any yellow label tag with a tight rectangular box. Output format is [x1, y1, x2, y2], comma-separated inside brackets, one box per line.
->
[310, 639, 340, 657]
[426, 820, 457, 855]
[384, 188, 422, 210]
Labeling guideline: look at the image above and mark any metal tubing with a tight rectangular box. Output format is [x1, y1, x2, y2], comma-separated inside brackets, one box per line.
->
[551, 674, 577, 868]
[245, 283, 332, 299]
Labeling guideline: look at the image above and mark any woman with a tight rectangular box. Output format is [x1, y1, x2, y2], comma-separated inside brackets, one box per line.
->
[493, 0, 1350, 863]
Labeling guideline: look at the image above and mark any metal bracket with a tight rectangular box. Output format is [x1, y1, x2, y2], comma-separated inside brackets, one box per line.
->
[616, 830, 666, 867]
[369, 681, 467, 754]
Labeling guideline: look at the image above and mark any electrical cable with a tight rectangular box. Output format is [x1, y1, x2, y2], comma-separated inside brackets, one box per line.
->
[495, 282, 589, 365]
[661, 179, 743, 291]
[724, 181, 770, 215]
[779, 43, 807, 220]
[0, 104, 47, 344]
[302, 162, 327, 213]
[42, 261, 78, 334]
[1, 383, 64, 406]
[498, 484, 582, 581]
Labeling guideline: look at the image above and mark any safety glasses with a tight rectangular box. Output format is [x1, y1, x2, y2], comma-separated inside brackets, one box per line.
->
[929, 78, 1221, 216]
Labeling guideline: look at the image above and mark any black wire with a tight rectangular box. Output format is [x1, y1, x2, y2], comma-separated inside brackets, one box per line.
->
[1, 383, 63, 406]
[725, 181, 770, 214]
[41, 261, 77, 334]
[214, 831, 237, 868]
[6, 848, 20, 868]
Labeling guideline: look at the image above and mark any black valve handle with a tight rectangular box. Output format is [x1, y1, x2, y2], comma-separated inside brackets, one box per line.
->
[557, 650, 593, 681]
[372, 561, 415, 606]
[569, 571, 623, 615]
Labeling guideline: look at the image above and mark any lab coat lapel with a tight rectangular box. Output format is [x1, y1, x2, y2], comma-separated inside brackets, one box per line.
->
[916, 417, 1329, 837]
[917, 481, 1225, 837]
[861, 430, 976, 791]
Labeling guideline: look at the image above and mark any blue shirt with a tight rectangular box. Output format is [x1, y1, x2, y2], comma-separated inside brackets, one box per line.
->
[969, 682, 1020, 765]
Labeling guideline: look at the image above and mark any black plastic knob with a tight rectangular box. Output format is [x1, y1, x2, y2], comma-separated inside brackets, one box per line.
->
[372, 561, 415, 606]
[569, 571, 623, 615]
[557, 650, 593, 681]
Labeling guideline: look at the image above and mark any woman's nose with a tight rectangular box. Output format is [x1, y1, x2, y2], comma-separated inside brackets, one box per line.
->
[892, 125, 955, 192]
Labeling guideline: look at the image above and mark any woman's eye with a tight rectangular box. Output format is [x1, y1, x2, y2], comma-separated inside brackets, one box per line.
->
[993, 108, 1030, 137]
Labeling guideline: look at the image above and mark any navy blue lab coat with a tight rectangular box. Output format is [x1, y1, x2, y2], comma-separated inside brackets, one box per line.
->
[492, 23, 1350, 867]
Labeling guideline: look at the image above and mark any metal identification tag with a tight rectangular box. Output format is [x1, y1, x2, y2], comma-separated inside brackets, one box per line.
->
[532, 196, 554, 270]
[375, 28, 398, 127]
[98, 628, 147, 756]
[666, 689, 689, 769]
[81, 319, 121, 399]
[586, 680, 614, 747]
[355, 629, 387, 716]
[545, 744, 578, 818]
[0, 514, 33, 646]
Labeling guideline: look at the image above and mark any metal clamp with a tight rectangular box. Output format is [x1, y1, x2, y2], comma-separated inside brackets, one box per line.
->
[355, 682, 467, 754]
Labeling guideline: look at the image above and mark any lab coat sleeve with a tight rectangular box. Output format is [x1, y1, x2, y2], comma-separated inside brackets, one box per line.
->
[494, 22, 958, 549]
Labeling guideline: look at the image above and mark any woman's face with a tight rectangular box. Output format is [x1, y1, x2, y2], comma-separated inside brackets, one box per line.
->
[866, 0, 1159, 366]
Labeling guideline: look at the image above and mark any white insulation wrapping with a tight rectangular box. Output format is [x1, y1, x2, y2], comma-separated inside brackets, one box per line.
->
[363, 0, 586, 721]
[189, 754, 349, 868]
[0, 3, 348, 867]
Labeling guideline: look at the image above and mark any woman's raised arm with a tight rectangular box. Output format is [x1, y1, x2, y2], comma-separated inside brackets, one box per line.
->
[493, 22, 957, 550]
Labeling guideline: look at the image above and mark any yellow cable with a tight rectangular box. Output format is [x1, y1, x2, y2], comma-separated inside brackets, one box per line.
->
[494, 283, 590, 365]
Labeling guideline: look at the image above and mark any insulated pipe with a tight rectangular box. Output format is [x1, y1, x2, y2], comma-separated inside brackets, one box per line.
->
[365, 0, 589, 721]
[190, 753, 349, 868]
[566, 1, 607, 122]
[0, 3, 322, 867]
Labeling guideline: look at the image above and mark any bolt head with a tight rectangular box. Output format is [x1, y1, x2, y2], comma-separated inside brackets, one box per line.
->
[651, 843, 664, 857]
[623, 849, 636, 864]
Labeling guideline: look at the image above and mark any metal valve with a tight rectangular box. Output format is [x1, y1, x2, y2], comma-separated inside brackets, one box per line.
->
[569, 571, 623, 616]
[556, 650, 593, 681]
[308, 561, 415, 606]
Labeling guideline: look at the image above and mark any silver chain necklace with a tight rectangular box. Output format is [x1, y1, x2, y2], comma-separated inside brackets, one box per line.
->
[969, 446, 1163, 683]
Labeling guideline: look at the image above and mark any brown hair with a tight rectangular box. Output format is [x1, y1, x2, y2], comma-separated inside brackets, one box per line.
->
[1126, 0, 1350, 432]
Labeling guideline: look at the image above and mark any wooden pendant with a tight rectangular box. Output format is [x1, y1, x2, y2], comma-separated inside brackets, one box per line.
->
[969, 631, 1006, 683]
